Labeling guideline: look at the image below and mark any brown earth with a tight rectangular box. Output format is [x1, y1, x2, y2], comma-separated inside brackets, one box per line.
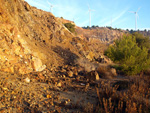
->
[1, 65, 149, 113]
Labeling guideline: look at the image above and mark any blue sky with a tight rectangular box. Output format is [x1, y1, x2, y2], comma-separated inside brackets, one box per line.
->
[25, 0, 150, 30]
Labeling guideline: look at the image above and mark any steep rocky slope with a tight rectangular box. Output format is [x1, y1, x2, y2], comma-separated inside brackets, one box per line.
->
[0, 0, 90, 74]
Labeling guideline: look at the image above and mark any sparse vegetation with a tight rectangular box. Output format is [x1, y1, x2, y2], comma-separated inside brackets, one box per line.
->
[96, 75, 150, 113]
[64, 23, 75, 33]
[105, 33, 150, 75]
[82, 25, 123, 31]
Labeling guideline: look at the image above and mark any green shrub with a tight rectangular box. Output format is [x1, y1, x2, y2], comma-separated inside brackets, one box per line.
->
[64, 23, 75, 33]
[105, 34, 150, 75]
[132, 32, 150, 49]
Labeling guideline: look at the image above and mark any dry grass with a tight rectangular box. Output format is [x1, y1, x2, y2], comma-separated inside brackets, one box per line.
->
[95, 75, 150, 113]
[96, 65, 116, 79]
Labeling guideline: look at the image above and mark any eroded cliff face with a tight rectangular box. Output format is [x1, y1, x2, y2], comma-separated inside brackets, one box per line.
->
[0, 0, 89, 74]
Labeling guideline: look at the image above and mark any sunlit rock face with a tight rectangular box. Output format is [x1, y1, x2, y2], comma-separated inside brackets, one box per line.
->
[0, 0, 91, 74]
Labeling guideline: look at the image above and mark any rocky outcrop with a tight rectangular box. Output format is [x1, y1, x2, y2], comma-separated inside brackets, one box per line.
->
[0, 24, 46, 74]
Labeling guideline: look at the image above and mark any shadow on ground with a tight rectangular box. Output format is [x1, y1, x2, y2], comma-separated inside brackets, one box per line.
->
[52, 46, 79, 65]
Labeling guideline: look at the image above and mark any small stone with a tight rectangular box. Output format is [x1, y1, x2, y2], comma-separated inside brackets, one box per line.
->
[38, 73, 45, 80]
[65, 101, 68, 104]
[61, 100, 67, 105]
[74, 71, 78, 76]
[3, 87, 8, 90]
[95, 72, 100, 81]
[47, 94, 51, 98]
[19, 54, 23, 58]
[57, 82, 62, 87]
[50, 101, 54, 106]
[86, 51, 94, 61]
[10, 66, 14, 73]
[64, 65, 68, 68]
[80, 83, 85, 86]
[67, 71, 73, 77]
[17, 35, 20, 38]
[42, 71, 47, 74]
[61, 69, 66, 73]
[24, 77, 30, 83]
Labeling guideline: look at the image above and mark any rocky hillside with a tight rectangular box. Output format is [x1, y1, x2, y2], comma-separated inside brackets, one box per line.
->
[76, 27, 127, 43]
[0, 0, 92, 74]
[1, 1, 149, 113]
